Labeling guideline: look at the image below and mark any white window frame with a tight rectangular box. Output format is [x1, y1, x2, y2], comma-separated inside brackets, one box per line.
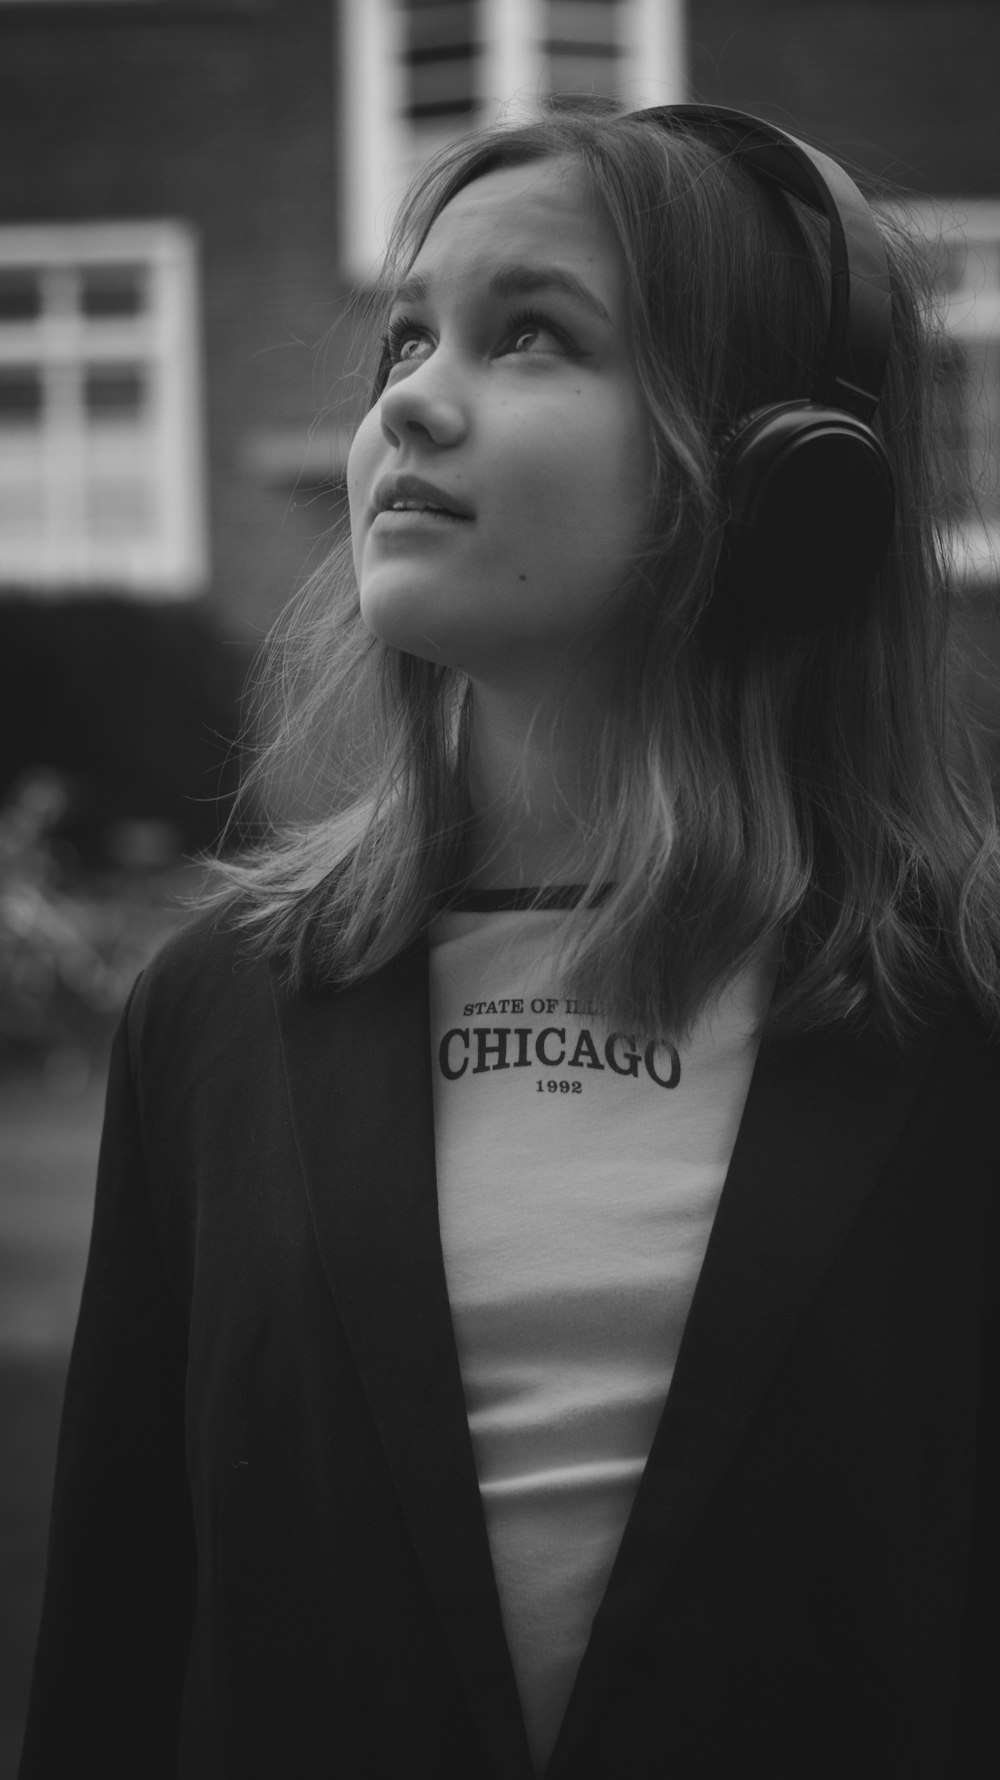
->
[0, 218, 207, 596]
[337, 0, 687, 282]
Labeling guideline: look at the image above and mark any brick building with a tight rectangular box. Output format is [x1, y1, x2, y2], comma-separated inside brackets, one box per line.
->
[0, 0, 996, 850]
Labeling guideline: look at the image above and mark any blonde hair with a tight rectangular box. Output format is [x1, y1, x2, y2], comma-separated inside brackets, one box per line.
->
[216, 109, 1000, 1043]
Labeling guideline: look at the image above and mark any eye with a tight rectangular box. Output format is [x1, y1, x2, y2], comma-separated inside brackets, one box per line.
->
[502, 310, 573, 356]
[383, 313, 434, 370]
[377, 305, 578, 386]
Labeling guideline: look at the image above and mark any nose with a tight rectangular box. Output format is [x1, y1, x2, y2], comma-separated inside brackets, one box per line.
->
[378, 356, 467, 450]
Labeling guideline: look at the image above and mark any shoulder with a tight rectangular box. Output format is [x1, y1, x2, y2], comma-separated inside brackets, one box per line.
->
[870, 987, 1000, 1177]
[125, 897, 281, 1073]
[896, 986, 1000, 1098]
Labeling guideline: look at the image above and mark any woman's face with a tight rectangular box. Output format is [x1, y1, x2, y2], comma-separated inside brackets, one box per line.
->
[347, 155, 652, 696]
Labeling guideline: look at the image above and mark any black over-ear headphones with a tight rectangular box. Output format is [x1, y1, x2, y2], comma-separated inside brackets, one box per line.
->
[627, 104, 896, 630]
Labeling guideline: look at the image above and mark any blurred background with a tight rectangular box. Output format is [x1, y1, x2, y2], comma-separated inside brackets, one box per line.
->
[1, 1, 998, 1771]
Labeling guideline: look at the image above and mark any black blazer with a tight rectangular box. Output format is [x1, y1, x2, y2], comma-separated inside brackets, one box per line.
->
[18, 912, 1000, 1778]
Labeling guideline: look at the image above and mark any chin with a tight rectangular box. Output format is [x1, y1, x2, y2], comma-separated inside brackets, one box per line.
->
[358, 585, 467, 666]
[358, 608, 447, 667]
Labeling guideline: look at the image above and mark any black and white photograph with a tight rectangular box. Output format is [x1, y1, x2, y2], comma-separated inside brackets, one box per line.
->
[1, 3, 998, 1776]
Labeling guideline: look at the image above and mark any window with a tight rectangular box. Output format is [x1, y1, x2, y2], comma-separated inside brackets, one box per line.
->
[903, 201, 1000, 582]
[402, 0, 479, 124]
[0, 220, 207, 595]
[339, 0, 685, 281]
[543, 0, 625, 111]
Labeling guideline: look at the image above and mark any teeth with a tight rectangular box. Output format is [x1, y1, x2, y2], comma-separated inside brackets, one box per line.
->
[390, 499, 447, 513]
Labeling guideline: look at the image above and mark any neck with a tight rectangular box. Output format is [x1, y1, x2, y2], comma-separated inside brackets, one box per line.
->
[463, 679, 601, 890]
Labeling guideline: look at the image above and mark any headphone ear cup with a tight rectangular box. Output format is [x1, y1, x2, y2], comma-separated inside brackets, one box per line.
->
[717, 402, 896, 629]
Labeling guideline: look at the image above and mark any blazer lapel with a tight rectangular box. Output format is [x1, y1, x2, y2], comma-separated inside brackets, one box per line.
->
[548, 1006, 951, 1774]
[271, 939, 533, 1780]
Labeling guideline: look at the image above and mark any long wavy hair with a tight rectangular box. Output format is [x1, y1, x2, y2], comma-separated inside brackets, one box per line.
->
[216, 107, 1000, 1043]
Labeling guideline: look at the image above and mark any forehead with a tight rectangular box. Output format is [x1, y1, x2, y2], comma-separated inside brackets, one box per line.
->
[405, 156, 625, 301]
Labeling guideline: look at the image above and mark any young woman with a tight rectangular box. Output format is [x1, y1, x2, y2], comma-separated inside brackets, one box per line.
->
[20, 106, 1000, 1779]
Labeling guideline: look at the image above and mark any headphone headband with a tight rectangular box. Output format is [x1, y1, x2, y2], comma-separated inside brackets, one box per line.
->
[627, 104, 893, 422]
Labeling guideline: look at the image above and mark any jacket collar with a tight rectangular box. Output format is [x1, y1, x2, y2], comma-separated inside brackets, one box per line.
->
[547, 1004, 947, 1772]
[272, 938, 948, 1778]
[272, 937, 534, 1778]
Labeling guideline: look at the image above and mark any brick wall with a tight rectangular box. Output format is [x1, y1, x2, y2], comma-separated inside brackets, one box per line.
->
[688, 1, 1000, 194]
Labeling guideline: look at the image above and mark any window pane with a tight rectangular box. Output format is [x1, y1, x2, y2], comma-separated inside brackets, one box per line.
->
[933, 337, 1000, 523]
[402, 0, 477, 120]
[403, 0, 475, 51]
[940, 241, 971, 296]
[0, 368, 44, 426]
[406, 54, 476, 118]
[86, 477, 155, 540]
[545, 0, 623, 105]
[0, 480, 45, 542]
[0, 270, 42, 323]
[79, 263, 147, 319]
[83, 364, 147, 424]
[547, 1, 623, 50]
[546, 54, 622, 105]
[964, 338, 1000, 519]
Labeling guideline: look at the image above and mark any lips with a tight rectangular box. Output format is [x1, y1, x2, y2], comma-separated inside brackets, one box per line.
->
[372, 473, 473, 521]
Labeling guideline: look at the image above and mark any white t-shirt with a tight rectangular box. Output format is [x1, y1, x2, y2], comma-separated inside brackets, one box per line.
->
[428, 901, 772, 1774]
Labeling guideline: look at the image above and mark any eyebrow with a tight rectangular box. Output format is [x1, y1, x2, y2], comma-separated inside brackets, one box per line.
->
[388, 262, 613, 325]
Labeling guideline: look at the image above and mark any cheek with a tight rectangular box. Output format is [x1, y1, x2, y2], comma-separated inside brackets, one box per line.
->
[583, 399, 653, 561]
[346, 413, 383, 566]
[510, 399, 649, 569]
